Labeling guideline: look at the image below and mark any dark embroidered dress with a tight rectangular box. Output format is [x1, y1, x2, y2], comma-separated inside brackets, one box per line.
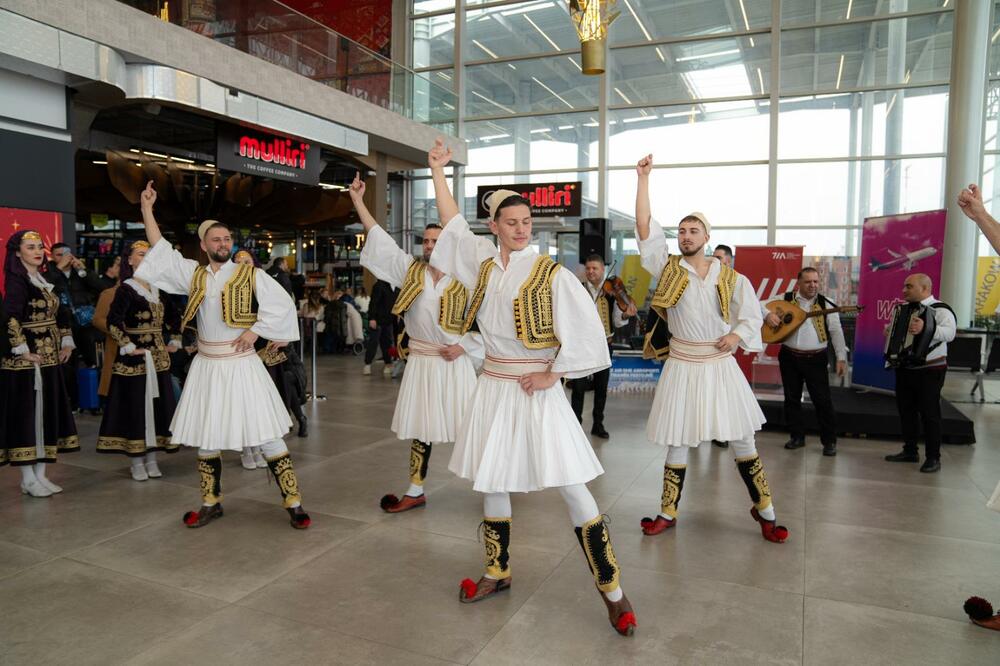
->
[96, 281, 181, 456]
[0, 273, 79, 466]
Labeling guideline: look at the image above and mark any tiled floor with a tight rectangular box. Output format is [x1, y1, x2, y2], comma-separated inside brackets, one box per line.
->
[2, 355, 1000, 665]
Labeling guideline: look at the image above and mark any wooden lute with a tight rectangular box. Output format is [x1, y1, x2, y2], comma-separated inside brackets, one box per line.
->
[761, 300, 864, 344]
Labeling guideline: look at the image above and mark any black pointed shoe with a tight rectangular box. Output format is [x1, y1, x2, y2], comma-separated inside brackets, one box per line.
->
[591, 424, 610, 439]
[784, 438, 806, 450]
[919, 459, 941, 473]
[885, 451, 919, 463]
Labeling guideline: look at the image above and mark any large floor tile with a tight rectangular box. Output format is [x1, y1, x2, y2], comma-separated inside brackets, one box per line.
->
[0, 539, 53, 581]
[472, 561, 802, 665]
[606, 494, 806, 595]
[0, 473, 198, 556]
[238, 523, 565, 664]
[69, 497, 368, 602]
[805, 474, 1000, 543]
[0, 558, 227, 665]
[127, 604, 454, 666]
[803, 597, 1000, 666]
[805, 521, 1000, 621]
[0, 461, 105, 507]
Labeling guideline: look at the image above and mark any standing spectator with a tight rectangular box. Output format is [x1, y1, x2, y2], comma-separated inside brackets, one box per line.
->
[96, 256, 121, 292]
[363, 279, 396, 376]
[267, 256, 295, 296]
[48, 243, 103, 368]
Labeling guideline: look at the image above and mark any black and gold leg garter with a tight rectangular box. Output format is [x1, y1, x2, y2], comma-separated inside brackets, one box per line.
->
[265, 453, 303, 508]
[197, 454, 223, 505]
[660, 464, 687, 519]
[736, 454, 773, 512]
[409, 440, 432, 486]
[482, 517, 512, 579]
[575, 516, 621, 593]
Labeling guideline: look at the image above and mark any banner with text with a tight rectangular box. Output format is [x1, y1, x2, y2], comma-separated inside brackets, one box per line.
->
[975, 257, 1000, 315]
[475, 182, 582, 219]
[853, 210, 947, 392]
[733, 245, 804, 382]
[0, 207, 62, 292]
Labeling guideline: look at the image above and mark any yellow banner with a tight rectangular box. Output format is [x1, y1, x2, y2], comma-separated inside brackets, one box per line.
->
[619, 254, 653, 309]
[975, 257, 1000, 315]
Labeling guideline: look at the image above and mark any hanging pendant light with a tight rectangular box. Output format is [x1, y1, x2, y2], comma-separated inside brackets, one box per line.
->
[569, 0, 620, 75]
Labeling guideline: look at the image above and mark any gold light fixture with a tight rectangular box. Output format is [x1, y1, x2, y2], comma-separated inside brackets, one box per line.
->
[570, 1, 620, 75]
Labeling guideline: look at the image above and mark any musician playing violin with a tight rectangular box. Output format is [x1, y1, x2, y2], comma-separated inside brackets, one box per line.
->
[571, 254, 638, 439]
[763, 267, 848, 456]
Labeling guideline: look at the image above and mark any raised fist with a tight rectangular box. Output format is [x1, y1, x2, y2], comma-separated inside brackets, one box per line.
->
[957, 183, 986, 222]
[636, 154, 653, 177]
[428, 138, 453, 169]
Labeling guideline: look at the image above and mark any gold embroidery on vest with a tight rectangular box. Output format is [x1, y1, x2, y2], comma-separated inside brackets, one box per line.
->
[439, 279, 468, 334]
[392, 260, 427, 316]
[513, 255, 560, 350]
[180, 267, 208, 329]
[461, 258, 497, 335]
[595, 294, 612, 338]
[651, 256, 738, 321]
[222, 263, 257, 329]
[810, 302, 828, 343]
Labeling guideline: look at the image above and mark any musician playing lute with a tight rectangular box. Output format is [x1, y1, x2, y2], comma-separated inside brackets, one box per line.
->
[763, 267, 848, 456]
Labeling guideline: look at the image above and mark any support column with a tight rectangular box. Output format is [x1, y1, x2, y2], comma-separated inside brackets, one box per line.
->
[766, 0, 781, 244]
[940, 0, 990, 326]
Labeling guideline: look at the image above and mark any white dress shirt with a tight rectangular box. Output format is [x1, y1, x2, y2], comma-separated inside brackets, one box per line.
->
[583, 281, 628, 330]
[918, 296, 957, 367]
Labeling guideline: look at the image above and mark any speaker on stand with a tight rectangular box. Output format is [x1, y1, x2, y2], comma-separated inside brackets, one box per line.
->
[579, 217, 611, 265]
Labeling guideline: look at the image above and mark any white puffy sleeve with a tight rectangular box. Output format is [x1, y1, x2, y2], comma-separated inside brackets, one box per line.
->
[429, 214, 498, 292]
[636, 219, 669, 278]
[360, 225, 415, 289]
[459, 331, 485, 361]
[133, 238, 197, 295]
[250, 269, 300, 342]
[730, 274, 764, 353]
[551, 268, 611, 378]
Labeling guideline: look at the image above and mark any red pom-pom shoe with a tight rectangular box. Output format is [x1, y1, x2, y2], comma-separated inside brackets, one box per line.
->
[751, 507, 789, 543]
[640, 515, 676, 536]
[287, 506, 311, 529]
[380, 493, 426, 513]
[964, 596, 1000, 631]
[600, 590, 637, 637]
[458, 576, 511, 603]
[182, 503, 223, 528]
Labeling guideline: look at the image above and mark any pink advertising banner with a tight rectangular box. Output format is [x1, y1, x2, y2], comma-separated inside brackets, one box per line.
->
[852, 209, 947, 392]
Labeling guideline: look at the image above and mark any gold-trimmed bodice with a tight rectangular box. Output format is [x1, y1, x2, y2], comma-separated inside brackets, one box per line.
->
[461, 254, 561, 350]
[650, 255, 738, 323]
[394, 259, 469, 335]
[2, 283, 65, 370]
[181, 262, 257, 330]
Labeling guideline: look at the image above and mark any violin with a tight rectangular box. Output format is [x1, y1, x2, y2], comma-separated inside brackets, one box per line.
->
[602, 275, 636, 313]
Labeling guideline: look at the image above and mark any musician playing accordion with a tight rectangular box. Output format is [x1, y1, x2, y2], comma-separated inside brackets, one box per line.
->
[882, 273, 956, 474]
[763, 267, 848, 457]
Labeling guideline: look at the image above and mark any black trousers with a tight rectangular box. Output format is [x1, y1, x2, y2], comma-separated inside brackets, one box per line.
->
[894, 367, 946, 461]
[571, 367, 610, 426]
[778, 347, 837, 445]
[364, 323, 395, 365]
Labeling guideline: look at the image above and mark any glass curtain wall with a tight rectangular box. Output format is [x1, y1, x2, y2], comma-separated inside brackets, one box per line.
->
[408, 0, 957, 266]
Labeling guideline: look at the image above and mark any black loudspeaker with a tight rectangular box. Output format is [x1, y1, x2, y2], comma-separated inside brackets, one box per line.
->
[579, 217, 611, 265]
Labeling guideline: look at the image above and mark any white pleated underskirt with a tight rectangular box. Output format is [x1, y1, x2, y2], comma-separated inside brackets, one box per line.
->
[392, 353, 478, 443]
[449, 373, 604, 493]
[170, 352, 292, 451]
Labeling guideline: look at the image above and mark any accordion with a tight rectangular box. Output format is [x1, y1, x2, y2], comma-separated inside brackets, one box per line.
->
[883, 302, 939, 369]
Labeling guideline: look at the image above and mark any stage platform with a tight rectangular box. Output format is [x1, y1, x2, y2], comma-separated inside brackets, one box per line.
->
[759, 386, 976, 445]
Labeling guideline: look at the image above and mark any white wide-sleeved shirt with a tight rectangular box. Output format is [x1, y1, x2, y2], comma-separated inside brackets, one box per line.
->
[763, 294, 848, 361]
[135, 239, 299, 344]
[430, 214, 610, 379]
[360, 224, 482, 356]
[637, 221, 763, 352]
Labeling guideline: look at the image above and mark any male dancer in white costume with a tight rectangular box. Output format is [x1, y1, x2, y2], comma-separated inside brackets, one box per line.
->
[634, 155, 788, 543]
[350, 172, 481, 513]
[137, 182, 310, 529]
[428, 139, 637, 637]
